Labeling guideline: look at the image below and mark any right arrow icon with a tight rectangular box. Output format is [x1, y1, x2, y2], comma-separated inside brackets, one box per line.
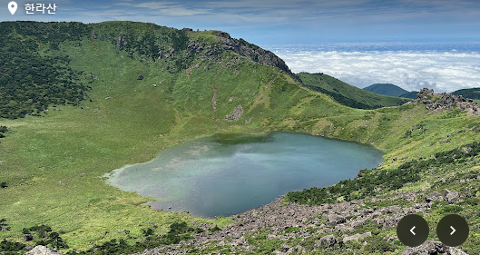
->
[450, 226, 456, 235]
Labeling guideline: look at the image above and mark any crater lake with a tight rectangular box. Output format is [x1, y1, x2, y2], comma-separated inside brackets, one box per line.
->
[105, 132, 383, 217]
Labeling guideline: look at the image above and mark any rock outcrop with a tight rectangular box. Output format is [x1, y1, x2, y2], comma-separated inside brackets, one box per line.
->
[318, 234, 337, 247]
[424, 192, 443, 203]
[23, 234, 34, 241]
[417, 88, 435, 102]
[25, 245, 64, 255]
[402, 241, 468, 255]
[186, 31, 296, 78]
[444, 189, 460, 204]
[417, 88, 480, 115]
[116, 36, 127, 50]
[326, 214, 346, 226]
[226, 105, 244, 121]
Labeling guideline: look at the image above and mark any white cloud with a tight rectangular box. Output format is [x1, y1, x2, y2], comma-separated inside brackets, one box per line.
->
[273, 47, 480, 93]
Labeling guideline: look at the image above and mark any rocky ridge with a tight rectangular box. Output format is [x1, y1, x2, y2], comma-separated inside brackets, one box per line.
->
[94, 25, 295, 79]
[416, 88, 480, 115]
[131, 189, 467, 255]
[184, 29, 295, 78]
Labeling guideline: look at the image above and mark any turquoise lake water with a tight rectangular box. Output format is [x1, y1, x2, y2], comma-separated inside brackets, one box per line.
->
[106, 132, 383, 217]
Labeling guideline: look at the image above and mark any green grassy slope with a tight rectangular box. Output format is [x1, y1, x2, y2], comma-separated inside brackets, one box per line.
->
[0, 21, 354, 252]
[399, 91, 419, 99]
[453, 88, 480, 99]
[0, 21, 479, 254]
[299, 73, 410, 109]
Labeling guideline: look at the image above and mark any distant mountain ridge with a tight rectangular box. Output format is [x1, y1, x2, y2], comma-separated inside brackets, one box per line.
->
[363, 83, 408, 96]
[298, 73, 410, 109]
[452, 88, 480, 99]
[365, 84, 480, 101]
[363, 83, 418, 99]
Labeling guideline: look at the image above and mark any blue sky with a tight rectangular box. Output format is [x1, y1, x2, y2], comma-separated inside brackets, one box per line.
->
[1, 0, 479, 44]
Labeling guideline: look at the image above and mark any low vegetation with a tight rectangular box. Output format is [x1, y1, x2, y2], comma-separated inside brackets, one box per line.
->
[298, 73, 410, 109]
[0, 22, 90, 119]
[453, 88, 480, 99]
[0, 221, 205, 255]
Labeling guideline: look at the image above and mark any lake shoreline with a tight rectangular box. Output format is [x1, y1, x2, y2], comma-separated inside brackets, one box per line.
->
[105, 132, 383, 218]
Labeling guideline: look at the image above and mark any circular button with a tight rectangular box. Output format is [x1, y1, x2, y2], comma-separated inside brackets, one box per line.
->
[437, 214, 469, 247]
[397, 214, 429, 247]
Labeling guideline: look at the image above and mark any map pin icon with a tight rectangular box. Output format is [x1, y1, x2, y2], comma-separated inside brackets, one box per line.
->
[8, 1, 17, 15]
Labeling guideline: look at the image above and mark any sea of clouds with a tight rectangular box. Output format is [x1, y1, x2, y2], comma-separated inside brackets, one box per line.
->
[266, 42, 480, 93]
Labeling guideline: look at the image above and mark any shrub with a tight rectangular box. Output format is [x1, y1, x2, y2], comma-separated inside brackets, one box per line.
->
[439, 205, 463, 213]
[363, 237, 395, 253]
[0, 239, 26, 252]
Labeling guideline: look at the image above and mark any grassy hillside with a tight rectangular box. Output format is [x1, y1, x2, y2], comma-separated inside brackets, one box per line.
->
[453, 88, 480, 99]
[399, 91, 419, 99]
[0, 21, 479, 254]
[364, 83, 418, 99]
[299, 73, 410, 109]
[0, 22, 90, 119]
[0, 21, 352, 253]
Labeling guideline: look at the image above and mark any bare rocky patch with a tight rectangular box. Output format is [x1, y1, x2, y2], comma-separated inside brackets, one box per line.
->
[131, 188, 469, 254]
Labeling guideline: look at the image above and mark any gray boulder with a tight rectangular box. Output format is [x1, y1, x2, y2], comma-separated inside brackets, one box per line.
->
[326, 214, 346, 226]
[402, 241, 447, 255]
[233, 236, 246, 246]
[25, 245, 64, 255]
[425, 192, 442, 203]
[449, 247, 470, 255]
[318, 234, 337, 248]
[116, 36, 127, 50]
[444, 189, 460, 204]
[401, 241, 469, 255]
[23, 234, 34, 241]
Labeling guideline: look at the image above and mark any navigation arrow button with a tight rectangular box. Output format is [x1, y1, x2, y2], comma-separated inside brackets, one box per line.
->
[410, 226, 416, 235]
[437, 214, 469, 247]
[450, 226, 456, 235]
[397, 214, 429, 247]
